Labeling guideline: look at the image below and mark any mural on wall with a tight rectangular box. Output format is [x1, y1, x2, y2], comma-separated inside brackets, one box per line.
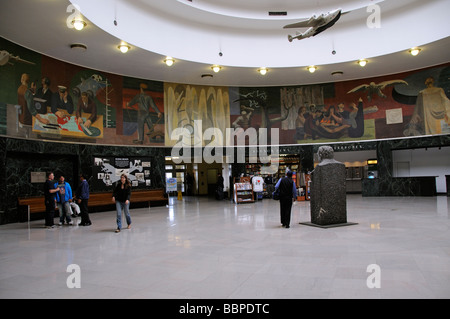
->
[122, 78, 164, 145]
[395, 66, 450, 137]
[164, 82, 230, 147]
[27, 69, 109, 139]
[0, 37, 448, 148]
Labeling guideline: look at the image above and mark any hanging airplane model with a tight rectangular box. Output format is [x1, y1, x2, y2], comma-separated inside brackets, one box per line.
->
[283, 8, 342, 42]
[0, 50, 35, 66]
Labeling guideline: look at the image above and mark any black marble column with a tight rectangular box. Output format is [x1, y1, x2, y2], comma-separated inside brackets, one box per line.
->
[376, 141, 394, 196]
[446, 175, 450, 197]
[0, 138, 6, 224]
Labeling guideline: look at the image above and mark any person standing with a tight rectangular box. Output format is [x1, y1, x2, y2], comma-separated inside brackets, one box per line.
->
[44, 172, 60, 229]
[75, 173, 91, 226]
[54, 175, 73, 226]
[112, 174, 132, 233]
[274, 170, 297, 228]
[216, 173, 224, 200]
[252, 173, 264, 201]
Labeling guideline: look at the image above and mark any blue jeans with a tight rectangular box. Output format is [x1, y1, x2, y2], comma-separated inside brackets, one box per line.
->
[116, 201, 131, 229]
[58, 202, 72, 223]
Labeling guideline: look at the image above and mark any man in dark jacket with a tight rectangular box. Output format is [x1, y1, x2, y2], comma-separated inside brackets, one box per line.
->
[274, 170, 297, 228]
[75, 173, 92, 226]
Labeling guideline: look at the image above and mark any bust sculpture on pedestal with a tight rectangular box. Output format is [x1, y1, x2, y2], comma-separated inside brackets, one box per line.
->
[301, 145, 357, 228]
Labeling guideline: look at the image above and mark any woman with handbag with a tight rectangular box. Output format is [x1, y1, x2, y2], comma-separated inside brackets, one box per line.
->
[274, 170, 297, 228]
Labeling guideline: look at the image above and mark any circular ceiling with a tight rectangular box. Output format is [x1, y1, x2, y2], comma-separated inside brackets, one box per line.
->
[74, 0, 449, 68]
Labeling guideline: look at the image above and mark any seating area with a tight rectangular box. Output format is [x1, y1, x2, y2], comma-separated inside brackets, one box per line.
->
[17, 189, 168, 221]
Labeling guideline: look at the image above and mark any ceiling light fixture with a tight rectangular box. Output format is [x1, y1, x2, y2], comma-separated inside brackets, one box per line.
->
[164, 56, 174, 66]
[307, 66, 317, 73]
[71, 18, 86, 31]
[211, 65, 221, 73]
[409, 47, 421, 56]
[257, 67, 268, 75]
[331, 71, 343, 77]
[358, 59, 368, 67]
[118, 42, 130, 53]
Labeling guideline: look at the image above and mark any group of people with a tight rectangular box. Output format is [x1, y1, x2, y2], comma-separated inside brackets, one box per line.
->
[44, 172, 91, 228]
[43, 168, 296, 230]
[294, 100, 364, 141]
[43, 172, 132, 233]
[17, 74, 98, 134]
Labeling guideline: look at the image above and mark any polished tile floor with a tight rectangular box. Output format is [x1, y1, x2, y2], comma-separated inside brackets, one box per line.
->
[0, 194, 449, 299]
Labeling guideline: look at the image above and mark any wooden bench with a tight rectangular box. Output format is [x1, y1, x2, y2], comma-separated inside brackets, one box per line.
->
[17, 189, 168, 220]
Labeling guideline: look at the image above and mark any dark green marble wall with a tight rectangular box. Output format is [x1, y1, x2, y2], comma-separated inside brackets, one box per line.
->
[0, 136, 166, 224]
[0, 134, 449, 224]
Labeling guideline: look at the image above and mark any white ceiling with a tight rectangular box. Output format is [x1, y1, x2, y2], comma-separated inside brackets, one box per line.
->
[1, 0, 449, 87]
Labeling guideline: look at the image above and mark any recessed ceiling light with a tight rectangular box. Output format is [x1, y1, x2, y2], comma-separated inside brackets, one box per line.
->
[164, 56, 174, 66]
[307, 66, 317, 73]
[201, 74, 213, 78]
[118, 42, 130, 53]
[358, 59, 368, 67]
[257, 67, 268, 75]
[211, 65, 222, 73]
[409, 47, 421, 56]
[71, 19, 86, 31]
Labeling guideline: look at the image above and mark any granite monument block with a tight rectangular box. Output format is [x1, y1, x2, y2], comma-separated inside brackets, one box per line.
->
[307, 146, 353, 227]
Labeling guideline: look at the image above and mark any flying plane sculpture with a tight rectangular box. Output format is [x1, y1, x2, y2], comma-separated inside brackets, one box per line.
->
[284, 8, 342, 42]
[0, 50, 35, 66]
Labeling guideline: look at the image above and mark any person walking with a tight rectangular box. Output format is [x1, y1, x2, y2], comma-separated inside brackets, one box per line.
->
[75, 173, 92, 226]
[274, 170, 297, 228]
[112, 173, 132, 233]
[44, 172, 60, 228]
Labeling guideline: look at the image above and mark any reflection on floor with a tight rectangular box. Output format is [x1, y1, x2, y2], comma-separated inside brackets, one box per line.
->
[0, 195, 449, 299]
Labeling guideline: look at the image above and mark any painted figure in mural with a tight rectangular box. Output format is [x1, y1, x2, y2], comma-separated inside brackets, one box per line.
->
[233, 90, 292, 139]
[408, 77, 450, 135]
[346, 98, 365, 138]
[232, 106, 254, 129]
[17, 74, 50, 137]
[294, 106, 307, 140]
[127, 83, 162, 145]
[34, 76, 52, 114]
[51, 85, 74, 117]
[17, 73, 32, 126]
[319, 105, 351, 135]
[76, 91, 97, 128]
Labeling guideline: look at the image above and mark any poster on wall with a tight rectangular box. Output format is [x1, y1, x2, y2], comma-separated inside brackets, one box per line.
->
[92, 156, 152, 191]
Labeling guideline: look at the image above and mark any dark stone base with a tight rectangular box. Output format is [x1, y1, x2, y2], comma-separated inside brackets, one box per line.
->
[299, 221, 358, 228]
